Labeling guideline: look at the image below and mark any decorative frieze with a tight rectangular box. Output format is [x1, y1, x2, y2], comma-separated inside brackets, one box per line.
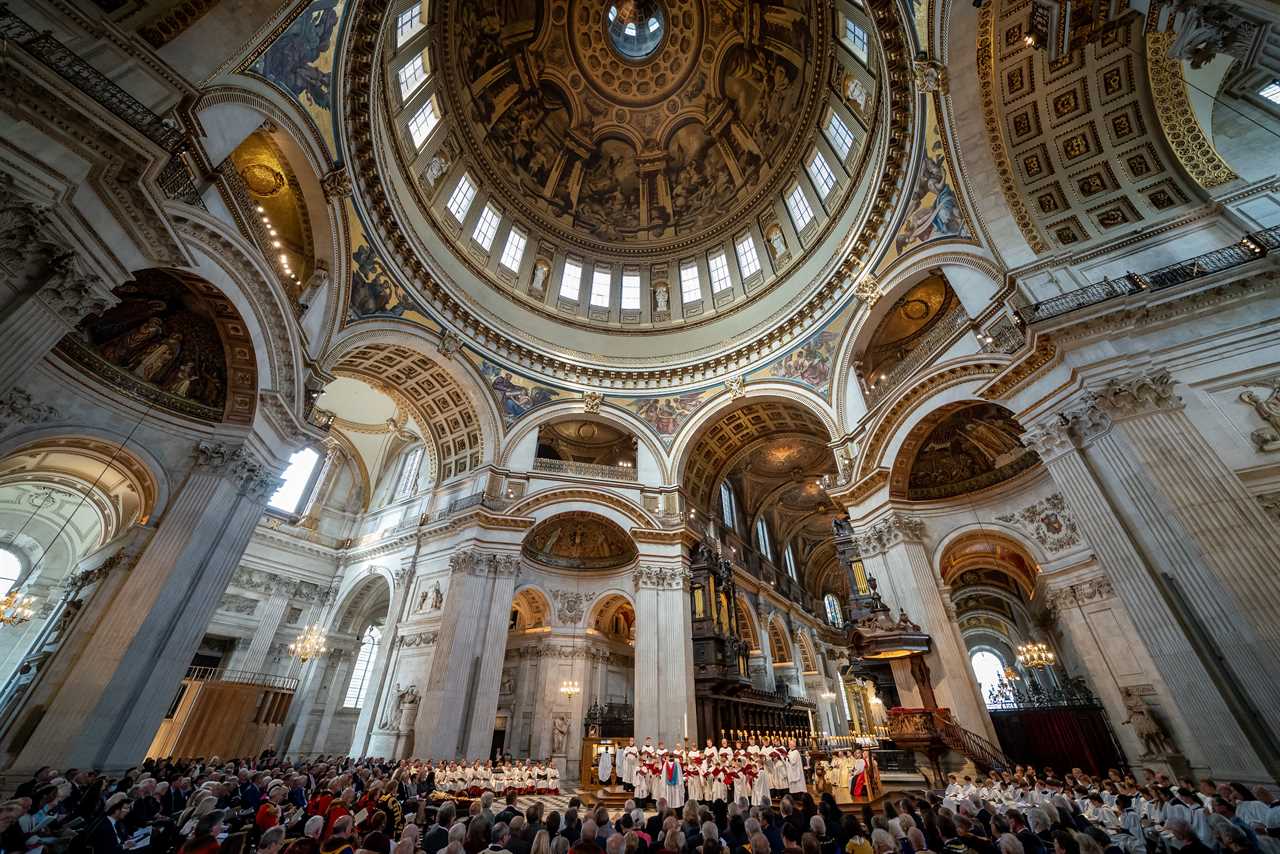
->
[995, 493, 1081, 553]
[511, 643, 629, 663]
[1239, 379, 1280, 452]
[399, 631, 439, 648]
[219, 593, 258, 615]
[632, 565, 690, 590]
[1046, 576, 1116, 610]
[320, 167, 353, 200]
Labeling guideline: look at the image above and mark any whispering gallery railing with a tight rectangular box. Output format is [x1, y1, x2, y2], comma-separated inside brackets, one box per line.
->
[532, 457, 639, 482]
[0, 7, 203, 207]
[1016, 226, 1280, 324]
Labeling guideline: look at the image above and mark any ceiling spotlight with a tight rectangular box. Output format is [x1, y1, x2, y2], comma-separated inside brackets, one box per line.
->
[256, 205, 265, 213]
[272, 240, 282, 248]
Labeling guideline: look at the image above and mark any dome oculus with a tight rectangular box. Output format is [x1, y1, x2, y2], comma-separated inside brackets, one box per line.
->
[606, 2, 665, 60]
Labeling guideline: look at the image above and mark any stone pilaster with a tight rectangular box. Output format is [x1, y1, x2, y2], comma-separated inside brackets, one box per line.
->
[237, 585, 290, 674]
[350, 562, 414, 756]
[415, 549, 520, 758]
[1025, 369, 1280, 780]
[310, 650, 354, 754]
[854, 513, 994, 741]
[632, 564, 696, 744]
[3, 440, 280, 772]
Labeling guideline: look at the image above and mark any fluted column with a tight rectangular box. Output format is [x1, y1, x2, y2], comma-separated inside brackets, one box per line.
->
[632, 564, 696, 744]
[855, 514, 994, 741]
[1024, 369, 1280, 780]
[237, 585, 290, 674]
[415, 550, 520, 758]
[2, 441, 280, 773]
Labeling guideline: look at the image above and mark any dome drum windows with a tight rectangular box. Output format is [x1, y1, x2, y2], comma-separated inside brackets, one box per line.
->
[825, 111, 855, 161]
[471, 202, 502, 251]
[735, 232, 762, 281]
[499, 226, 527, 272]
[559, 257, 584, 303]
[807, 149, 838, 201]
[785, 184, 816, 235]
[589, 264, 612, 311]
[398, 52, 428, 100]
[679, 260, 702, 307]
[395, 2, 424, 46]
[408, 98, 441, 149]
[446, 172, 476, 223]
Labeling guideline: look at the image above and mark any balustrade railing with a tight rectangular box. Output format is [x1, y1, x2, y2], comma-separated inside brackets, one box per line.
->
[532, 456, 639, 481]
[184, 666, 298, 691]
[0, 7, 202, 207]
[1016, 226, 1280, 324]
[864, 306, 969, 407]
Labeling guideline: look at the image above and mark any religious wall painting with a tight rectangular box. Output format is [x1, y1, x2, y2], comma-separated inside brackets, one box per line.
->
[521, 512, 638, 570]
[880, 99, 970, 269]
[752, 299, 858, 398]
[618, 388, 718, 447]
[575, 137, 642, 240]
[345, 200, 432, 326]
[905, 403, 1038, 500]
[483, 83, 572, 198]
[250, 0, 346, 153]
[472, 357, 562, 425]
[660, 122, 738, 239]
[59, 269, 257, 425]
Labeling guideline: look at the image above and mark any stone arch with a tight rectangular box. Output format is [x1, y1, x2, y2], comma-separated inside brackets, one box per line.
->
[329, 568, 394, 635]
[589, 592, 637, 644]
[937, 527, 1043, 598]
[796, 630, 819, 674]
[323, 322, 502, 459]
[766, 614, 793, 664]
[510, 585, 552, 631]
[499, 401, 670, 484]
[506, 487, 660, 531]
[887, 399, 1039, 500]
[671, 390, 839, 515]
[735, 594, 761, 652]
[169, 213, 309, 414]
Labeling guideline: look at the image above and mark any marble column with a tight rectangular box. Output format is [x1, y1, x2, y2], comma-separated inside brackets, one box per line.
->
[1025, 369, 1280, 781]
[632, 564, 696, 744]
[855, 513, 995, 742]
[236, 585, 291, 675]
[2, 440, 280, 772]
[311, 650, 354, 754]
[416, 549, 520, 758]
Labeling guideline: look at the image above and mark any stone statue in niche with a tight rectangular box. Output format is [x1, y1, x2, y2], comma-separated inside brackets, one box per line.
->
[1240, 381, 1280, 451]
[653, 283, 669, 313]
[530, 259, 551, 296]
[765, 224, 789, 263]
[1120, 688, 1177, 756]
[551, 714, 569, 754]
[418, 581, 444, 611]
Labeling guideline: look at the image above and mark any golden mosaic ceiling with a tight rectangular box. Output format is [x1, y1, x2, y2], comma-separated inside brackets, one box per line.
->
[440, 0, 830, 252]
[522, 511, 639, 569]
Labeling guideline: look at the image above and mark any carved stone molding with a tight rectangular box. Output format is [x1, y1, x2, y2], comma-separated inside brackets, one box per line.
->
[0, 387, 61, 433]
[320, 166, 353, 200]
[1027, 369, 1182, 458]
[912, 58, 947, 93]
[1046, 576, 1115, 611]
[512, 642, 629, 663]
[582, 390, 603, 414]
[36, 254, 117, 322]
[994, 493, 1081, 553]
[550, 588, 597, 624]
[632, 565, 691, 590]
[449, 548, 520, 578]
[1090, 369, 1182, 421]
[853, 512, 926, 555]
[399, 630, 438, 648]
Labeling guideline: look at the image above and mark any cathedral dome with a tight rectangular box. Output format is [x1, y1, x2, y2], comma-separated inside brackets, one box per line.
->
[352, 0, 910, 383]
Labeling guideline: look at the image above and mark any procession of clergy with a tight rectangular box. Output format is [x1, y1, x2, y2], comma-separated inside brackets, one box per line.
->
[594, 738, 841, 809]
[430, 758, 562, 796]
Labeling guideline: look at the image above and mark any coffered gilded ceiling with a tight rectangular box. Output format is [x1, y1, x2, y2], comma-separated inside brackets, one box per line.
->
[982, 6, 1199, 252]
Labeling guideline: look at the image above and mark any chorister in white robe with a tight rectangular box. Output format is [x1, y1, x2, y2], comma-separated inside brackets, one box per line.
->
[634, 763, 652, 800]
[785, 748, 806, 794]
[621, 744, 640, 786]
[709, 765, 728, 802]
[733, 767, 751, 804]
[751, 765, 771, 805]
[598, 748, 614, 784]
[685, 753, 705, 802]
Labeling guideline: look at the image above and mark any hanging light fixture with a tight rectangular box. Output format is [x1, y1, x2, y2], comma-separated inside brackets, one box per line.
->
[1016, 641, 1055, 669]
[0, 590, 36, 626]
[289, 623, 329, 661]
[560, 679, 580, 699]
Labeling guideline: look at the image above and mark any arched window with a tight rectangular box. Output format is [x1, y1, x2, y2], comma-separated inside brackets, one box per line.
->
[395, 445, 424, 499]
[824, 593, 843, 628]
[755, 517, 773, 562]
[344, 625, 382, 708]
[970, 649, 1006, 706]
[0, 547, 21, 596]
[719, 481, 738, 530]
[782, 543, 798, 580]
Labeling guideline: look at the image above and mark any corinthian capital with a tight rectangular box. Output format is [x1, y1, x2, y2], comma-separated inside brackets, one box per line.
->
[192, 441, 281, 501]
[633, 565, 690, 590]
[37, 255, 117, 323]
[1089, 369, 1182, 421]
[854, 512, 925, 555]
[448, 548, 520, 578]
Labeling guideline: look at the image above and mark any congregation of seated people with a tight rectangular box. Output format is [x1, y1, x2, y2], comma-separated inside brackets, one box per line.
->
[0, 755, 1276, 854]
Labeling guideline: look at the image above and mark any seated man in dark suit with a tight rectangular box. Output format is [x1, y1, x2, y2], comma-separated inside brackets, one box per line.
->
[87, 793, 132, 854]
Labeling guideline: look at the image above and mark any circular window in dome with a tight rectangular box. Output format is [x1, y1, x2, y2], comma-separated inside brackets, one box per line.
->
[606, 2, 664, 60]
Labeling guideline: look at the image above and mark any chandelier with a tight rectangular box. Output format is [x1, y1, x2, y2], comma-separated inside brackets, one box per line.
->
[1016, 641, 1056, 669]
[560, 680, 580, 700]
[289, 624, 328, 661]
[0, 590, 36, 626]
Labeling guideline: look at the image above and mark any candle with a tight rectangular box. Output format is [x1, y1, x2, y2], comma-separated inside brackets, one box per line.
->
[684, 713, 688, 740]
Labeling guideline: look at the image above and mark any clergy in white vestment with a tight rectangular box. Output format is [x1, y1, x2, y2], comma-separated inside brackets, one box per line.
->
[598, 746, 614, 784]
[785, 739, 807, 795]
[621, 738, 640, 787]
